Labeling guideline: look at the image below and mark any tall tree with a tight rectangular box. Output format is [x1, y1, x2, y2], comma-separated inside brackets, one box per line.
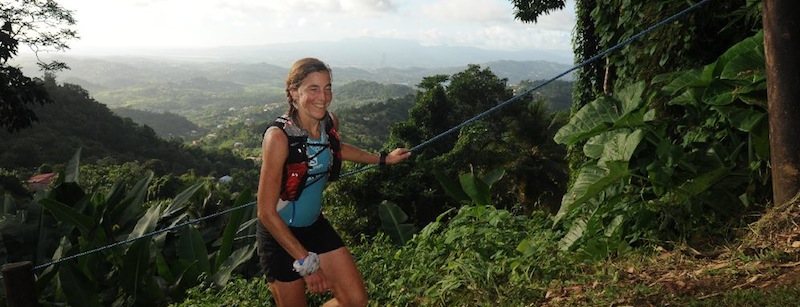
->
[0, 0, 77, 132]
[763, 0, 800, 205]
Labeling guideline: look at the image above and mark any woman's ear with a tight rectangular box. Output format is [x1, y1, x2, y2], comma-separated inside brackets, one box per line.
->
[289, 88, 299, 102]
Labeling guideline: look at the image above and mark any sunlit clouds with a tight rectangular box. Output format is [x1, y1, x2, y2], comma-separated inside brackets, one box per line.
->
[55, 0, 575, 53]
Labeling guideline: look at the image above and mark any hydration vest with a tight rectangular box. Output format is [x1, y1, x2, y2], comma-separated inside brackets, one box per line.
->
[266, 112, 342, 201]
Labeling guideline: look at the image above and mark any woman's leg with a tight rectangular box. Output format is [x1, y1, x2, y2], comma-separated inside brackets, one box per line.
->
[269, 279, 308, 307]
[319, 247, 368, 307]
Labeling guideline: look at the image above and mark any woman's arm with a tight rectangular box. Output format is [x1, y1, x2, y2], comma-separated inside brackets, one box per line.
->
[341, 143, 411, 165]
[330, 111, 412, 165]
[257, 128, 309, 260]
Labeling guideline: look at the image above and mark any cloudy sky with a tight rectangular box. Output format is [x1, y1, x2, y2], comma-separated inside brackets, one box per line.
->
[56, 0, 576, 55]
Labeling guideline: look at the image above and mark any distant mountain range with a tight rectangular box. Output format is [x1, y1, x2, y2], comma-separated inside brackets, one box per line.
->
[58, 37, 575, 67]
[15, 37, 574, 85]
[11, 38, 575, 119]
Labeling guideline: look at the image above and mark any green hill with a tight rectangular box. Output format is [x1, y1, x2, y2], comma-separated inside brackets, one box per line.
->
[111, 107, 207, 140]
[0, 77, 250, 175]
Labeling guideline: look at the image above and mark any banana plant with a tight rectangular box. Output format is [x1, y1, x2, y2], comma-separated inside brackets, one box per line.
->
[434, 166, 505, 207]
[378, 201, 416, 245]
[34, 149, 257, 306]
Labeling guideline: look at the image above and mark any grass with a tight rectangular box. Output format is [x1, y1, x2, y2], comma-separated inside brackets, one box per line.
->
[175, 196, 800, 306]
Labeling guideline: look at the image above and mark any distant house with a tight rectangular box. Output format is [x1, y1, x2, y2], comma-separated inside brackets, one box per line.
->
[218, 175, 233, 184]
[27, 173, 58, 191]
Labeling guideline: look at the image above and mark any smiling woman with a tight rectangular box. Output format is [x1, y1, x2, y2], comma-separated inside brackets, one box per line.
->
[255, 57, 412, 306]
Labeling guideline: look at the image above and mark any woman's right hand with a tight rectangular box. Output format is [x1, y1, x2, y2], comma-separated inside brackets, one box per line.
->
[303, 270, 329, 293]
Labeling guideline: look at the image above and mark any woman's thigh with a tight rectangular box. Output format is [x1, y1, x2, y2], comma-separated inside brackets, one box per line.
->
[321, 247, 368, 306]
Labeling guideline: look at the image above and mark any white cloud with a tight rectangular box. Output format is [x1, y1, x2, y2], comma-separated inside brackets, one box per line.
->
[341, 0, 397, 13]
[54, 0, 575, 52]
[420, 0, 509, 22]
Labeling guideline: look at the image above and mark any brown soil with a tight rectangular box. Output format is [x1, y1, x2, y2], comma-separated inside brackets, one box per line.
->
[541, 194, 800, 306]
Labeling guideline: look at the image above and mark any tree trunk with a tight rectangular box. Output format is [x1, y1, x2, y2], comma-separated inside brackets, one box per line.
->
[763, 0, 800, 205]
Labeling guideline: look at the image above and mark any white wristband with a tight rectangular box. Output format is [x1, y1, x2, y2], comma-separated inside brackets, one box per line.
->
[292, 252, 320, 276]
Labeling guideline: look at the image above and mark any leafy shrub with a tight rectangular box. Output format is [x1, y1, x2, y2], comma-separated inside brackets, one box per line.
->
[355, 205, 568, 306]
[552, 31, 769, 255]
[176, 204, 572, 306]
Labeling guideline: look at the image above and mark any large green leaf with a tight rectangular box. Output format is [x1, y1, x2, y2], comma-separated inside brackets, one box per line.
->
[584, 129, 644, 164]
[701, 81, 736, 106]
[599, 129, 644, 165]
[47, 181, 87, 211]
[659, 68, 704, 95]
[554, 161, 630, 224]
[58, 261, 101, 307]
[128, 203, 163, 240]
[712, 106, 765, 132]
[178, 226, 211, 278]
[378, 201, 416, 245]
[554, 96, 618, 145]
[459, 172, 491, 207]
[554, 82, 646, 145]
[162, 183, 204, 218]
[110, 172, 153, 230]
[119, 239, 151, 299]
[616, 81, 646, 114]
[155, 253, 176, 284]
[558, 218, 587, 251]
[479, 168, 505, 188]
[215, 190, 253, 269]
[209, 244, 256, 286]
[38, 198, 93, 236]
[434, 169, 470, 203]
[720, 30, 765, 81]
[676, 166, 732, 198]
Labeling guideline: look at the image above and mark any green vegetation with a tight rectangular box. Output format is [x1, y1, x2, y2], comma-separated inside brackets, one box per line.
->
[4, 1, 799, 306]
[1, 0, 76, 133]
[0, 76, 250, 176]
[1, 149, 260, 306]
[554, 31, 769, 255]
[111, 107, 208, 141]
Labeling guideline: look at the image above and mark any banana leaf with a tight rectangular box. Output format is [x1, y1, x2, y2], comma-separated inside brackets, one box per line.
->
[378, 201, 416, 245]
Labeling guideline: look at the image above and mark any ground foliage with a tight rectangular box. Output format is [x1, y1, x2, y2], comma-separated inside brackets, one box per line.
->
[175, 195, 800, 306]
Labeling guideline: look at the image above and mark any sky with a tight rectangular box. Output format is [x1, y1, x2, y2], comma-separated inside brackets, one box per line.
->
[54, 0, 576, 55]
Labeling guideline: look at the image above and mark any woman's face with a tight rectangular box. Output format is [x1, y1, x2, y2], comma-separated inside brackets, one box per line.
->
[290, 71, 332, 122]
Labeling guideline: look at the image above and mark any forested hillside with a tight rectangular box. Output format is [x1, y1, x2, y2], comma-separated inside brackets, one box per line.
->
[15, 55, 572, 114]
[0, 76, 249, 176]
[111, 107, 207, 140]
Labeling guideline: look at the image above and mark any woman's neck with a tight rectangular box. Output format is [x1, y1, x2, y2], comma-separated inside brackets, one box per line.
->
[292, 113, 321, 138]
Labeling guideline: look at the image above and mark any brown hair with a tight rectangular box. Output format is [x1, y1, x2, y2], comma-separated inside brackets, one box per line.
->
[285, 58, 332, 113]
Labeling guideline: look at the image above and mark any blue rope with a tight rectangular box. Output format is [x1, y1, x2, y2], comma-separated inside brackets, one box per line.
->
[32, 201, 254, 272]
[32, 0, 712, 272]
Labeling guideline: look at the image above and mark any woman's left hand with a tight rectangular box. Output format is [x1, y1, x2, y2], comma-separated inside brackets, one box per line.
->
[385, 148, 412, 165]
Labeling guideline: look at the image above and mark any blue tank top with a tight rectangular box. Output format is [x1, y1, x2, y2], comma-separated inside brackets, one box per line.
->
[276, 125, 331, 227]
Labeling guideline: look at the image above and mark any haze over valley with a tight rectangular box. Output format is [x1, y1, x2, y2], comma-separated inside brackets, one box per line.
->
[12, 39, 575, 139]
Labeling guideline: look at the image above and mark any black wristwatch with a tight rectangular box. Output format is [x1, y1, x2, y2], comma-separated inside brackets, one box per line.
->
[379, 152, 387, 166]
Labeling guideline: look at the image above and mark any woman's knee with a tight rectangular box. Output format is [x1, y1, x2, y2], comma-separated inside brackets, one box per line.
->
[335, 293, 368, 307]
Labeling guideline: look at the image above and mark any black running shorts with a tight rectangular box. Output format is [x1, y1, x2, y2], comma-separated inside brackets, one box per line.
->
[256, 215, 345, 282]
